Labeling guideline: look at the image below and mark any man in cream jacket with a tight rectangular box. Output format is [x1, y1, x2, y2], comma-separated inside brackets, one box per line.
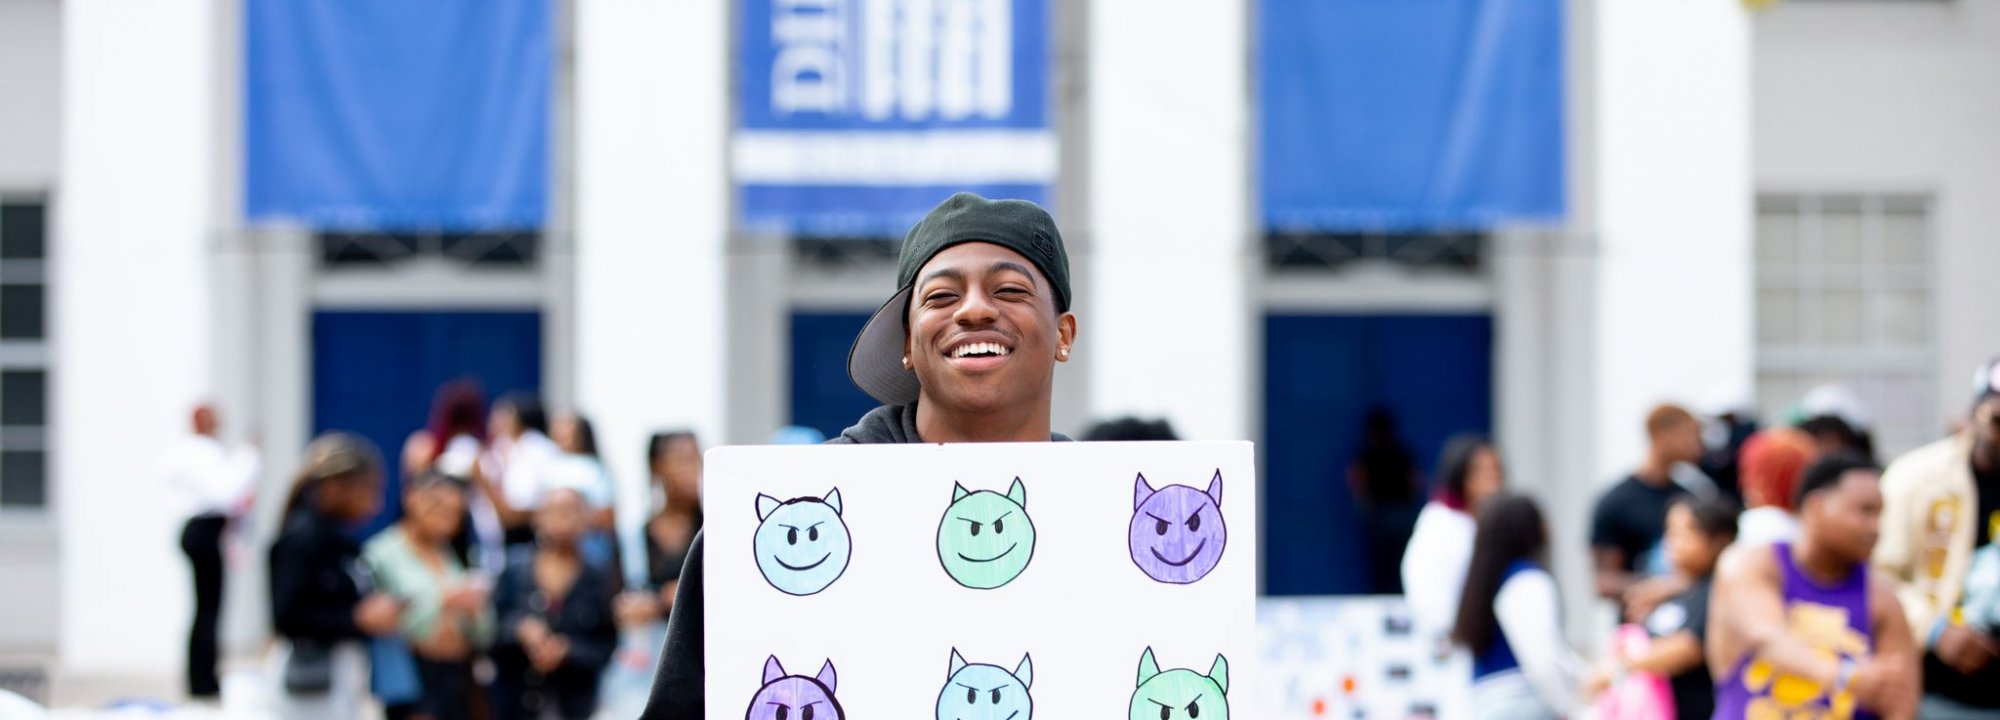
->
[1873, 358, 2000, 713]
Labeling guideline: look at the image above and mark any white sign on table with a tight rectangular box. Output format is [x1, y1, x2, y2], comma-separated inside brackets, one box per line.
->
[1256, 597, 1473, 720]
[703, 441, 1256, 720]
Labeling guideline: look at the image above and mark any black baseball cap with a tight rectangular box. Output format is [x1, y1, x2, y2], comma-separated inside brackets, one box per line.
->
[846, 193, 1071, 406]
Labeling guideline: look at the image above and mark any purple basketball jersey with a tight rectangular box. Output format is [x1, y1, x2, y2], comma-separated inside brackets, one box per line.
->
[1713, 543, 1875, 720]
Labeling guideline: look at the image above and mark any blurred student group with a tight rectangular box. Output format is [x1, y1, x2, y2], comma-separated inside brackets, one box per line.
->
[4, 0, 2000, 717]
[62, 358, 2000, 720]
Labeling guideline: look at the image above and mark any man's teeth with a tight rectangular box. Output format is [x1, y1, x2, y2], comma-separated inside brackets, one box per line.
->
[952, 342, 1011, 358]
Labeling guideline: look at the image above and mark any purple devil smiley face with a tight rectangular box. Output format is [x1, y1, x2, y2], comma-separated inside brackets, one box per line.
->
[1128, 470, 1227, 584]
[746, 656, 845, 720]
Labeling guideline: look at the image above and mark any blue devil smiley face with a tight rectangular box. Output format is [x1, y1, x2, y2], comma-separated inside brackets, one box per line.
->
[936, 649, 1033, 720]
[752, 489, 852, 596]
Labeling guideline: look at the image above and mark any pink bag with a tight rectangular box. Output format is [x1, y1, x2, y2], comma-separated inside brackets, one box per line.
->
[1594, 624, 1676, 720]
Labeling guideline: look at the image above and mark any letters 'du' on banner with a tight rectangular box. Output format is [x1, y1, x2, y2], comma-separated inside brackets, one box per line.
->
[703, 441, 1256, 719]
[734, 0, 1057, 238]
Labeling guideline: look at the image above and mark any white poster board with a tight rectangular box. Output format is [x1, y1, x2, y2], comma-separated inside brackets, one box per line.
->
[703, 441, 1256, 719]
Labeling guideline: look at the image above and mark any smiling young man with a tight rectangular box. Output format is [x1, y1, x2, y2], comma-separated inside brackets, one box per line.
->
[639, 193, 1079, 719]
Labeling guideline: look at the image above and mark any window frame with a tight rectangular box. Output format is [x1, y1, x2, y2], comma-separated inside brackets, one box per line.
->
[0, 195, 51, 516]
[1753, 192, 1939, 459]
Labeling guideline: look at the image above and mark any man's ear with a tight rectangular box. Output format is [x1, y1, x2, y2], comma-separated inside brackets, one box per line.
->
[1056, 313, 1078, 362]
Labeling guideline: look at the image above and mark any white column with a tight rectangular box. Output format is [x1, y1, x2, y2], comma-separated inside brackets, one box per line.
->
[56, 0, 217, 675]
[1085, 0, 1252, 442]
[574, 0, 729, 499]
[1590, 0, 1754, 481]
[0, 0, 59, 191]
[222, 226, 316, 655]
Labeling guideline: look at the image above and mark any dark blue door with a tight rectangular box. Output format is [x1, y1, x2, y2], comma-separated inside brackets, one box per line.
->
[313, 310, 542, 536]
[789, 311, 877, 440]
[1262, 313, 1493, 596]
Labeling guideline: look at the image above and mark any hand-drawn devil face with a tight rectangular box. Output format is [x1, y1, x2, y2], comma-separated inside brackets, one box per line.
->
[937, 478, 1036, 589]
[753, 489, 852, 596]
[746, 656, 843, 720]
[1129, 648, 1229, 720]
[935, 649, 1034, 720]
[1128, 471, 1227, 584]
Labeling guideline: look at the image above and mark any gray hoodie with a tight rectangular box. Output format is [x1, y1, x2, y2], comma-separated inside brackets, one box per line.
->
[827, 403, 1075, 445]
[825, 403, 925, 444]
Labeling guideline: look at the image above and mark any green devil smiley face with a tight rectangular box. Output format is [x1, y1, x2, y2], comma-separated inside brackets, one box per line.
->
[1129, 648, 1229, 720]
[936, 478, 1036, 590]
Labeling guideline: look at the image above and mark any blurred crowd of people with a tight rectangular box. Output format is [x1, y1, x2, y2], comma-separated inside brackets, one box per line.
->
[174, 382, 709, 720]
[1399, 357, 2000, 720]
[168, 377, 1180, 720]
[164, 353, 2000, 720]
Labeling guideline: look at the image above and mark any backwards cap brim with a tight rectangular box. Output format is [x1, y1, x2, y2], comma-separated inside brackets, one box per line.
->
[845, 286, 921, 407]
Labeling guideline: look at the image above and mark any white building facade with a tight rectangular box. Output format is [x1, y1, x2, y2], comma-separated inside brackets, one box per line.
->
[0, 0, 1989, 698]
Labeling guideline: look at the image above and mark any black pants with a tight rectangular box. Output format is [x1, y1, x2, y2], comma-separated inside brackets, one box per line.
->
[388, 658, 476, 720]
[178, 514, 227, 698]
[494, 664, 601, 720]
[1923, 645, 2000, 709]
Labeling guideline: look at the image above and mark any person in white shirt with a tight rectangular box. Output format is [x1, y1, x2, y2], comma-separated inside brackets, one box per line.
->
[163, 404, 260, 700]
[1735, 427, 1816, 548]
[473, 393, 561, 558]
[544, 411, 619, 568]
[1402, 435, 1507, 639]
[1454, 494, 1589, 720]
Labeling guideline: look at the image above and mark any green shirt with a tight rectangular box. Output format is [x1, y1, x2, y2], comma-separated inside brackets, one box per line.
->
[361, 526, 496, 649]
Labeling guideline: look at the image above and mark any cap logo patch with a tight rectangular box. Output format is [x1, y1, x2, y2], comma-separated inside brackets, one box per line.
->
[1030, 231, 1057, 259]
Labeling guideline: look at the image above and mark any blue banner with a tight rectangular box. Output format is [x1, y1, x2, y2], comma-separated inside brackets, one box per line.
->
[1259, 0, 1565, 233]
[735, 0, 1055, 238]
[245, 0, 550, 232]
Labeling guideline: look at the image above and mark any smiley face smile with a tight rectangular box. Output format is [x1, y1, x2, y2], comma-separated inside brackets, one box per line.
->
[1149, 540, 1208, 568]
[957, 543, 1018, 564]
[774, 553, 832, 572]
